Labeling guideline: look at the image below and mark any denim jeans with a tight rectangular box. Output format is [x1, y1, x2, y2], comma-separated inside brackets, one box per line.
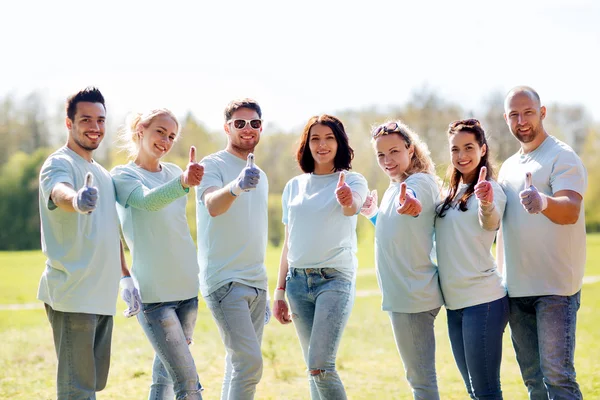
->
[204, 282, 267, 400]
[509, 291, 582, 400]
[45, 303, 113, 400]
[137, 297, 203, 400]
[447, 296, 509, 400]
[389, 308, 441, 400]
[286, 267, 355, 400]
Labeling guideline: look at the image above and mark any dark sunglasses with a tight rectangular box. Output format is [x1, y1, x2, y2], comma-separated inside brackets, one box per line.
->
[371, 122, 411, 144]
[228, 119, 262, 130]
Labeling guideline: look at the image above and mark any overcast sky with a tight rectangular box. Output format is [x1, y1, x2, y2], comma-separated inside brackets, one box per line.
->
[2, 0, 598, 132]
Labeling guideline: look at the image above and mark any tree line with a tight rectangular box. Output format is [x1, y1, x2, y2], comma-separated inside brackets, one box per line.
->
[1, 88, 599, 250]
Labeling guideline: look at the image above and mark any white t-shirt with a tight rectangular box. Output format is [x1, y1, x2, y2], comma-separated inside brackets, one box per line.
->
[195, 150, 269, 296]
[111, 161, 199, 303]
[282, 171, 368, 274]
[374, 173, 444, 313]
[499, 135, 587, 297]
[38, 146, 121, 315]
[435, 181, 507, 310]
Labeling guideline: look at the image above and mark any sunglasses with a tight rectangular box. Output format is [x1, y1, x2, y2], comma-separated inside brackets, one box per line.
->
[228, 119, 263, 130]
[371, 121, 411, 143]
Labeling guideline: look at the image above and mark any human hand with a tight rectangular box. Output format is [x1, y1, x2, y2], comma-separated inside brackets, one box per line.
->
[474, 166, 494, 208]
[273, 288, 292, 324]
[335, 171, 353, 208]
[72, 172, 98, 214]
[120, 276, 142, 318]
[360, 189, 379, 218]
[396, 182, 422, 216]
[231, 153, 260, 196]
[519, 172, 548, 214]
[181, 146, 204, 188]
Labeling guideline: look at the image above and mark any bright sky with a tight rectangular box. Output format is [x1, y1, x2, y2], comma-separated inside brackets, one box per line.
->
[2, 0, 599, 132]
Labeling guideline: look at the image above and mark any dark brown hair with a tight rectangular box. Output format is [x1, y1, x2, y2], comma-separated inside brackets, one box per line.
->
[437, 118, 495, 217]
[66, 87, 105, 121]
[296, 114, 354, 173]
[224, 98, 262, 121]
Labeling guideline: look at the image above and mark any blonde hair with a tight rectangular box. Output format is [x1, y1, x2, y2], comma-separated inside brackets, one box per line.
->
[371, 120, 436, 177]
[116, 108, 180, 159]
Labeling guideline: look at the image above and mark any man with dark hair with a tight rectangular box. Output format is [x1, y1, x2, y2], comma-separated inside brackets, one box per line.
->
[498, 86, 586, 399]
[195, 98, 268, 400]
[38, 86, 127, 399]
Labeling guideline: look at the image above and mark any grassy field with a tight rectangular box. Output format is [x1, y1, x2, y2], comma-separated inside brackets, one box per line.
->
[1, 234, 599, 399]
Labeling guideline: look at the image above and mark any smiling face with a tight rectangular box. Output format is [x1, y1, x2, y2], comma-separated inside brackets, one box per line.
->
[374, 133, 414, 182]
[138, 114, 179, 160]
[225, 107, 262, 156]
[449, 130, 487, 184]
[66, 101, 106, 159]
[308, 123, 338, 173]
[504, 91, 547, 151]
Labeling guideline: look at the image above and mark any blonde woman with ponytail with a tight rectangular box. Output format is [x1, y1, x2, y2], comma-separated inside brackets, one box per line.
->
[111, 109, 205, 399]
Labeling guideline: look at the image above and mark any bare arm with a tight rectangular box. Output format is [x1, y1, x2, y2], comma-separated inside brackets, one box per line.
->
[50, 183, 78, 212]
[203, 186, 238, 217]
[478, 202, 501, 231]
[542, 190, 582, 225]
[276, 226, 290, 289]
[120, 241, 131, 277]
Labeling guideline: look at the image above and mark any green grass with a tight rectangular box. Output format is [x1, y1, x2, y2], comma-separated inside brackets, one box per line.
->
[1, 234, 599, 399]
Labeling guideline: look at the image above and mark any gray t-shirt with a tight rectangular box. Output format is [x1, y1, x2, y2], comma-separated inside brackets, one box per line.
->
[499, 136, 587, 297]
[195, 150, 269, 296]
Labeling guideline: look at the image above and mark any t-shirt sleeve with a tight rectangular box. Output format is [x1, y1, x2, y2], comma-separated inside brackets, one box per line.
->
[550, 151, 587, 196]
[406, 173, 438, 210]
[491, 180, 507, 216]
[40, 156, 75, 211]
[197, 157, 224, 204]
[111, 166, 143, 208]
[347, 172, 369, 206]
[281, 180, 291, 225]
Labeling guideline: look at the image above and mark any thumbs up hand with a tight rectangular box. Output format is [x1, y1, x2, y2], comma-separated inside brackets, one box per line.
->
[360, 189, 379, 219]
[396, 182, 422, 217]
[181, 146, 204, 188]
[230, 153, 260, 197]
[519, 172, 548, 214]
[72, 172, 98, 214]
[335, 171, 353, 208]
[474, 166, 493, 207]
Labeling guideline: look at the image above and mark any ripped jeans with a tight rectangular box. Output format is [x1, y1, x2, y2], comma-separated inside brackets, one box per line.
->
[286, 267, 355, 400]
[137, 296, 203, 400]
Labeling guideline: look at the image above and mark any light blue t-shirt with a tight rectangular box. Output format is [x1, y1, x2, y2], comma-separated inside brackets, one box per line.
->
[37, 146, 121, 316]
[282, 171, 368, 274]
[195, 150, 269, 296]
[111, 161, 199, 303]
[435, 181, 507, 310]
[499, 135, 587, 297]
[374, 173, 444, 313]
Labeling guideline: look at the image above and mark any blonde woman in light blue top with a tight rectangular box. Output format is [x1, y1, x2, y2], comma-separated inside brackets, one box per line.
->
[359, 120, 443, 400]
[273, 115, 368, 400]
[111, 109, 204, 400]
[435, 119, 508, 400]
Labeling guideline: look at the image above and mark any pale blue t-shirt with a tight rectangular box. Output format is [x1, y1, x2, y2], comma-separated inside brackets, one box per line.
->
[499, 135, 587, 297]
[195, 150, 269, 296]
[111, 161, 200, 303]
[37, 146, 121, 316]
[435, 181, 507, 310]
[282, 171, 368, 274]
[374, 173, 444, 313]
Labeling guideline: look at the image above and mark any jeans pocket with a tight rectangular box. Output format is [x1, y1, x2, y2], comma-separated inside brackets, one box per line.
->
[143, 302, 165, 314]
[211, 282, 235, 303]
[322, 267, 352, 282]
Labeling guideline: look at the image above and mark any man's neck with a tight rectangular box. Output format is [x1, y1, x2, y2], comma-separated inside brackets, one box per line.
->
[66, 142, 93, 162]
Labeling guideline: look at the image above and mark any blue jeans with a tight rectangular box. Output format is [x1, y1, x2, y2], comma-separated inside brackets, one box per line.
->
[286, 267, 355, 400]
[44, 304, 113, 400]
[389, 308, 441, 400]
[509, 292, 582, 400]
[204, 282, 267, 400]
[137, 297, 203, 400]
[447, 296, 509, 400]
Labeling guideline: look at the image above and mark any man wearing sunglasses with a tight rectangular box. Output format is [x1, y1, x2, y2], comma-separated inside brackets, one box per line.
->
[195, 98, 268, 400]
